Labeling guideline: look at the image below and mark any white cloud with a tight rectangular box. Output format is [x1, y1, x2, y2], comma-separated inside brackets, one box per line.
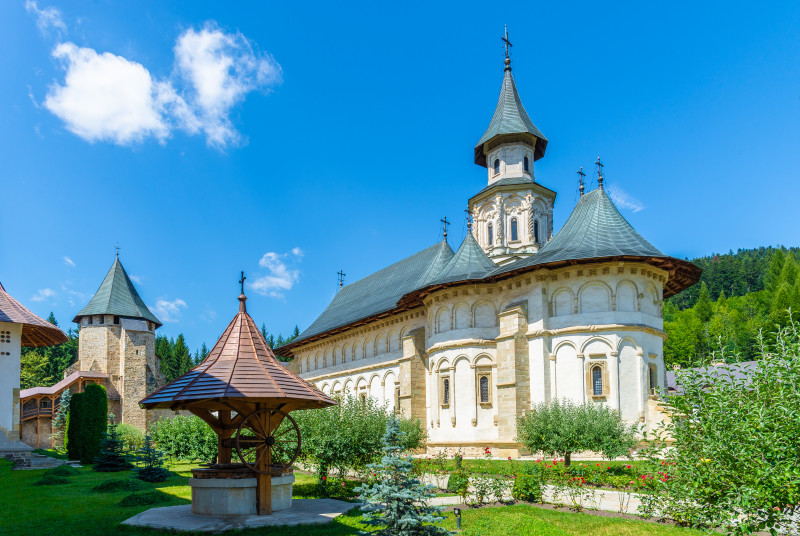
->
[152, 298, 187, 323]
[251, 248, 302, 298]
[25, 1, 66, 37]
[173, 23, 282, 148]
[129, 274, 144, 285]
[44, 43, 173, 145]
[37, 19, 281, 149]
[606, 185, 644, 213]
[62, 256, 75, 267]
[31, 288, 56, 302]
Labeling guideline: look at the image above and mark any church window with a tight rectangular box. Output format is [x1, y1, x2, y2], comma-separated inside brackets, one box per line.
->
[534, 220, 539, 243]
[592, 366, 603, 396]
[649, 364, 658, 395]
[441, 377, 450, 405]
[510, 218, 518, 241]
[113, 316, 120, 325]
[479, 375, 489, 403]
[493, 159, 500, 175]
[524, 156, 529, 172]
[488, 223, 494, 246]
[360, 393, 367, 404]
[87, 317, 93, 325]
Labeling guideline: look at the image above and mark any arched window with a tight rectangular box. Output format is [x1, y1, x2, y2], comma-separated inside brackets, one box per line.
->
[442, 378, 450, 405]
[523, 156, 529, 172]
[487, 223, 494, 246]
[533, 219, 539, 243]
[592, 366, 603, 396]
[493, 159, 500, 175]
[510, 218, 518, 241]
[479, 376, 489, 403]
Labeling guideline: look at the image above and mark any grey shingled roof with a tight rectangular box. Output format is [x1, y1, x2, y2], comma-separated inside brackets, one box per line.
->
[431, 232, 497, 285]
[666, 361, 758, 394]
[73, 257, 161, 327]
[492, 187, 663, 276]
[293, 241, 454, 343]
[474, 66, 547, 166]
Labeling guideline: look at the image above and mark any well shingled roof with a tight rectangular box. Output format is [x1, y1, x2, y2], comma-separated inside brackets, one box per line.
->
[140, 295, 334, 411]
[0, 282, 67, 347]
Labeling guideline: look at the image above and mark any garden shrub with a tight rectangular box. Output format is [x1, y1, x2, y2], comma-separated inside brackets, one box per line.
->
[65, 391, 84, 461]
[149, 415, 217, 462]
[294, 395, 425, 487]
[117, 423, 144, 452]
[92, 479, 150, 493]
[118, 491, 169, 507]
[34, 474, 71, 486]
[516, 398, 636, 467]
[511, 465, 543, 503]
[642, 318, 800, 533]
[45, 465, 80, 477]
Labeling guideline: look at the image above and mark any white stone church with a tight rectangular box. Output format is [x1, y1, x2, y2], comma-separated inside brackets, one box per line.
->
[278, 55, 700, 457]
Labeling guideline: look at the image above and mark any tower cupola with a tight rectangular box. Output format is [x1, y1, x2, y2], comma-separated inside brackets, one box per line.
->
[474, 52, 547, 185]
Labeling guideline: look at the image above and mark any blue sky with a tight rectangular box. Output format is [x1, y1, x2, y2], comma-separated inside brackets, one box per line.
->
[2, 1, 799, 352]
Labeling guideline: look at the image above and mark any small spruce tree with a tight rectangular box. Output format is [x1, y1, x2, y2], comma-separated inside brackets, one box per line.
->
[51, 388, 71, 451]
[94, 421, 133, 472]
[357, 418, 451, 536]
[135, 435, 169, 482]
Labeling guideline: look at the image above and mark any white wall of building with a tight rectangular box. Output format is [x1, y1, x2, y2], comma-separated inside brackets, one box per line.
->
[0, 322, 22, 441]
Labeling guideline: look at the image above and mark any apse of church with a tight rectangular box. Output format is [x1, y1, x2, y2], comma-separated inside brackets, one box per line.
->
[277, 44, 700, 457]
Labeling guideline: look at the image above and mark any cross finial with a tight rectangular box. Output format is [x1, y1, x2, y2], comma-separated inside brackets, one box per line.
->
[337, 270, 346, 289]
[502, 25, 513, 69]
[577, 167, 586, 197]
[464, 209, 473, 233]
[239, 271, 246, 295]
[595, 157, 604, 190]
[440, 216, 450, 241]
[114, 242, 120, 258]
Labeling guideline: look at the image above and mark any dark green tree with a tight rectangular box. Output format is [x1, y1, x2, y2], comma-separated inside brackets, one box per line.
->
[173, 334, 192, 377]
[135, 435, 169, 482]
[695, 282, 713, 323]
[94, 423, 133, 472]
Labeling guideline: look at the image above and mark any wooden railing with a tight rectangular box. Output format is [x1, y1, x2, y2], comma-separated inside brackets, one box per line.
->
[21, 405, 54, 421]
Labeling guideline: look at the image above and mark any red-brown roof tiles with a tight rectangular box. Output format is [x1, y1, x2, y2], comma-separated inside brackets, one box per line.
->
[0, 282, 67, 347]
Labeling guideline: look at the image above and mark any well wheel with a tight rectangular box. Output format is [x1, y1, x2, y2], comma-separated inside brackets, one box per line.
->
[233, 408, 301, 475]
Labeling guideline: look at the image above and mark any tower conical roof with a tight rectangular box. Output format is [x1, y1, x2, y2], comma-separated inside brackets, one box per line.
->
[474, 64, 547, 167]
[431, 232, 497, 285]
[0, 282, 67, 347]
[73, 257, 161, 327]
[140, 294, 335, 411]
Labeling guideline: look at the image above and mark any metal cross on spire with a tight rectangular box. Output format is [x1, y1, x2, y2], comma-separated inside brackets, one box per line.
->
[337, 270, 346, 289]
[464, 208, 473, 233]
[595, 157, 604, 190]
[502, 25, 513, 62]
[114, 242, 120, 258]
[440, 216, 450, 241]
[239, 271, 246, 295]
[577, 167, 586, 197]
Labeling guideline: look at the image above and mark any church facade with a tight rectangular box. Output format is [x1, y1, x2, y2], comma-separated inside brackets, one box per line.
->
[278, 57, 700, 457]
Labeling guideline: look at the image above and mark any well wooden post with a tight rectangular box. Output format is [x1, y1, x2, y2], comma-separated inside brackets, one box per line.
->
[217, 410, 232, 464]
[256, 409, 272, 515]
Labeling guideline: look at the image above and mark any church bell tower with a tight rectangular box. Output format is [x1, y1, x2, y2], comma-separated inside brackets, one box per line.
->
[469, 30, 556, 265]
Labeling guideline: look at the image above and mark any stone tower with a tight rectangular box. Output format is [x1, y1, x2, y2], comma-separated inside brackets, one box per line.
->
[72, 256, 164, 430]
[470, 55, 556, 265]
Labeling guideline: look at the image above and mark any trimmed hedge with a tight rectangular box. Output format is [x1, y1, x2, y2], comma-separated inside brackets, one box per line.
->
[65, 384, 108, 464]
[149, 415, 217, 462]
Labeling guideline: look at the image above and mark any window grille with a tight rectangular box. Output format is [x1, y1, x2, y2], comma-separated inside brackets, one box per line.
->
[493, 159, 500, 175]
[524, 156, 529, 172]
[488, 223, 494, 245]
[443, 378, 450, 405]
[592, 366, 603, 396]
[479, 376, 489, 403]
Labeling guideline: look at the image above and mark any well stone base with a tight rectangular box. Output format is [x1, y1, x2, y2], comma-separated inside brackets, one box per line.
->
[189, 475, 294, 515]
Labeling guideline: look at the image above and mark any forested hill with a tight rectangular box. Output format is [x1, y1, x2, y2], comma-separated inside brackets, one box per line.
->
[664, 246, 800, 367]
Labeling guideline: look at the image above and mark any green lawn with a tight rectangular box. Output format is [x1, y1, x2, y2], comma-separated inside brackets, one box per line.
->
[0, 459, 703, 536]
